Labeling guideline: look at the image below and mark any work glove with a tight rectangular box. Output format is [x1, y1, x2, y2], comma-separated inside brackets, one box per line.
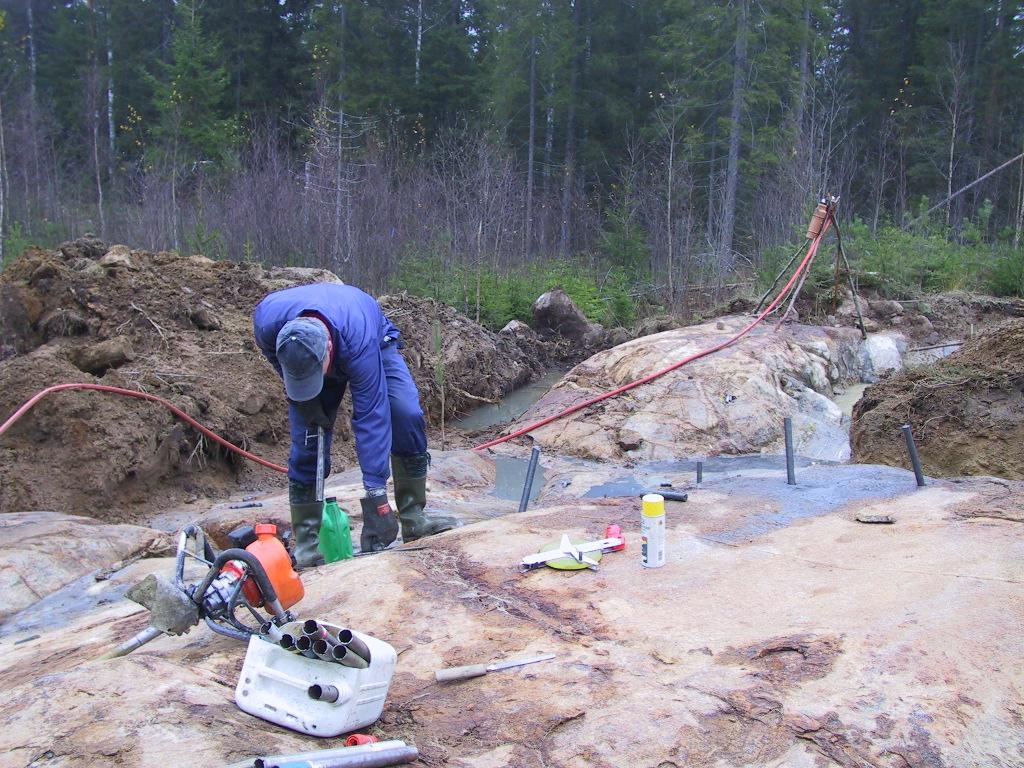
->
[291, 397, 334, 429]
[359, 487, 399, 552]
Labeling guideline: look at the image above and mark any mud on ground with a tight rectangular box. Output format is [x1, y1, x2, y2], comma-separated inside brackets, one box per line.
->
[852, 318, 1024, 479]
[0, 238, 546, 521]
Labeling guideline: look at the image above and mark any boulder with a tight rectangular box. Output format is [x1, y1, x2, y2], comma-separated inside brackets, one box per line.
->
[69, 336, 134, 375]
[869, 299, 904, 319]
[531, 288, 596, 341]
[858, 333, 904, 381]
[58, 235, 107, 261]
[99, 245, 137, 271]
[511, 318, 869, 462]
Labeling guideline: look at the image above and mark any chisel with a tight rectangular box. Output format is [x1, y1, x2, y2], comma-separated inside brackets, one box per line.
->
[434, 653, 555, 682]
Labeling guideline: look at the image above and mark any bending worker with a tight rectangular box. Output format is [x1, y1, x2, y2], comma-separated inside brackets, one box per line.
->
[253, 282, 456, 566]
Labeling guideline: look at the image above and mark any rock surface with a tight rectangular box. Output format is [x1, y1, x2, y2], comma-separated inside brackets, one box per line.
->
[510, 317, 895, 462]
[0, 512, 171, 620]
[1, 457, 1021, 768]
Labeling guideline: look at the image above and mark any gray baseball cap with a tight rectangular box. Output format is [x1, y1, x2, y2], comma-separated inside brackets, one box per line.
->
[275, 318, 329, 401]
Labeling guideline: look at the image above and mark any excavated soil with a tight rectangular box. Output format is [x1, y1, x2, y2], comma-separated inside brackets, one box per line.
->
[0, 238, 545, 521]
[852, 318, 1024, 479]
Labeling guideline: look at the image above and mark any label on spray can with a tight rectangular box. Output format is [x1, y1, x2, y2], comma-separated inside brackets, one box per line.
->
[641, 493, 666, 568]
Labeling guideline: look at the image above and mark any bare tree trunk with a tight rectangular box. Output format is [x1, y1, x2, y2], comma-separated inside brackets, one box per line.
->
[86, 11, 106, 236]
[720, 0, 748, 260]
[1014, 146, 1024, 249]
[525, 37, 537, 257]
[334, 5, 349, 275]
[0, 91, 7, 266]
[666, 138, 675, 305]
[27, 0, 41, 222]
[795, 0, 809, 133]
[415, 0, 423, 88]
[106, 4, 115, 178]
[941, 43, 968, 230]
[541, 74, 555, 252]
[559, 0, 582, 256]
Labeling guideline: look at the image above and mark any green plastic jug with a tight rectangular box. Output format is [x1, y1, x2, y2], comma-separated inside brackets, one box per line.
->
[319, 497, 354, 562]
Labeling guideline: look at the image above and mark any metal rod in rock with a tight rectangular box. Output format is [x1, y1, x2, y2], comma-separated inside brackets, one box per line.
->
[753, 239, 808, 316]
[518, 446, 542, 513]
[784, 418, 796, 486]
[696, 461, 703, 484]
[901, 424, 926, 487]
[833, 220, 868, 339]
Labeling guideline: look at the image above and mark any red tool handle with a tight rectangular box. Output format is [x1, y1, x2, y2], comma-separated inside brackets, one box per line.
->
[604, 524, 625, 551]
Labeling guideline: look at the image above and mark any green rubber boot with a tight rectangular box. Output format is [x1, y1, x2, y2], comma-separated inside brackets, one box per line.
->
[289, 481, 326, 568]
[391, 454, 458, 542]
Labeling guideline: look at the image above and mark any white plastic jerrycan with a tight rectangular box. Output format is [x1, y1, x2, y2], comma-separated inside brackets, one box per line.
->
[235, 624, 397, 737]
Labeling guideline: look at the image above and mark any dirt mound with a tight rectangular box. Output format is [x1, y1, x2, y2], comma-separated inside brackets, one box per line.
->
[0, 239, 544, 520]
[851, 319, 1024, 478]
[378, 294, 543, 422]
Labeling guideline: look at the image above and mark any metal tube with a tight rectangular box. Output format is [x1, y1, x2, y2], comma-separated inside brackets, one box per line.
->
[249, 741, 417, 768]
[336, 628, 372, 664]
[303, 619, 340, 646]
[291, 747, 420, 768]
[333, 643, 369, 669]
[696, 461, 703, 484]
[315, 426, 326, 503]
[308, 684, 340, 704]
[98, 625, 164, 660]
[784, 418, 796, 485]
[518, 445, 542, 513]
[312, 639, 335, 661]
[296, 635, 313, 652]
[279, 634, 299, 652]
[261, 621, 283, 643]
[901, 424, 926, 487]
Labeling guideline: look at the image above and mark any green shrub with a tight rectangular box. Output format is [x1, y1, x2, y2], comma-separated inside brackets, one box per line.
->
[759, 215, 1023, 302]
[392, 252, 637, 331]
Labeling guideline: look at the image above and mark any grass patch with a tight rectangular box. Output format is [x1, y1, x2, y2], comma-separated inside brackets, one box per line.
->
[391, 253, 639, 331]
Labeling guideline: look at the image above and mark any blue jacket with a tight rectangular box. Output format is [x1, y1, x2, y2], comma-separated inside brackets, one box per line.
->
[253, 283, 401, 488]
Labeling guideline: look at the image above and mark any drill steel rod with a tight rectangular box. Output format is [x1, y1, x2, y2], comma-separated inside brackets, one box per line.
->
[753, 239, 809, 316]
[315, 426, 326, 503]
[518, 446, 542, 513]
[696, 461, 703, 484]
[901, 424, 926, 487]
[246, 741, 418, 768]
[832, 218, 868, 339]
[784, 418, 796, 486]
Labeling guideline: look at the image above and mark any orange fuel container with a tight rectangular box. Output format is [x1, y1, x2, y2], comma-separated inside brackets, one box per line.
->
[242, 524, 304, 609]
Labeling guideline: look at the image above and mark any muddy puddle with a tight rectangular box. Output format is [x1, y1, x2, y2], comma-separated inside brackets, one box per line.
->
[450, 369, 566, 431]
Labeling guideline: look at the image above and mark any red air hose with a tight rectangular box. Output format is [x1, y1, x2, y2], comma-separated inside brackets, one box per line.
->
[0, 382, 288, 473]
[472, 217, 832, 451]
[0, 218, 830, 469]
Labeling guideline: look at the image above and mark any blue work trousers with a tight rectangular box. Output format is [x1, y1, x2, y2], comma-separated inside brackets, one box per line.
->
[287, 343, 427, 488]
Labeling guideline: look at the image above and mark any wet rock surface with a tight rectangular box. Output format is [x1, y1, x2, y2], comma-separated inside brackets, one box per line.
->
[1, 454, 1021, 767]
[510, 317, 895, 463]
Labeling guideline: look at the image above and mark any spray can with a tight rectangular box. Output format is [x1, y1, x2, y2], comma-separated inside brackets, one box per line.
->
[641, 494, 666, 568]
